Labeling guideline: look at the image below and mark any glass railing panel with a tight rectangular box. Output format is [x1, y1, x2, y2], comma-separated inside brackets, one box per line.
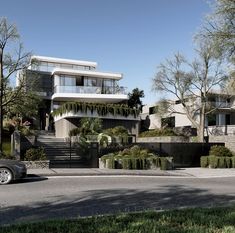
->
[54, 85, 127, 95]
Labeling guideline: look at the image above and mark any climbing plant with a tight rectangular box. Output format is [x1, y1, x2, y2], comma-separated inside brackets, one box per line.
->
[52, 102, 140, 118]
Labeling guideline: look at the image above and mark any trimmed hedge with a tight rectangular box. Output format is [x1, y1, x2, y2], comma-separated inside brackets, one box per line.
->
[200, 156, 235, 168]
[102, 156, 173, 170]
[100, 145, 173, 170]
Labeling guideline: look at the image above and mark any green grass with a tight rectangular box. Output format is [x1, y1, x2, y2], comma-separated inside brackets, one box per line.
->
[0, 206, 235, 233]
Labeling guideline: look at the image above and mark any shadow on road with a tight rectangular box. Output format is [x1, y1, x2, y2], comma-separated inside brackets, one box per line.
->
[12, 176, 48, 184]
[0, 184, 234, 225]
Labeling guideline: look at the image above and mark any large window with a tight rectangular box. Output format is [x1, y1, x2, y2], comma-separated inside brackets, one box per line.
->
[59, 75, 76, 86]
[207, 114, 216, 126]
[161, 117, 175, 128]
[84, 77, 97, 86]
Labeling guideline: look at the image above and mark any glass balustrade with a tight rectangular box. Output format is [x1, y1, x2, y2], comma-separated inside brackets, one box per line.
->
[54, 85, 127, 95]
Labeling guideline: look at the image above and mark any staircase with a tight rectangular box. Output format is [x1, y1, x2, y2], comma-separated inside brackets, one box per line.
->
[37, 132, 91, 168]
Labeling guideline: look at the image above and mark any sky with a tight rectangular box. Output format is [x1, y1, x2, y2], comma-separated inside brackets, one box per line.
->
[1, 0, 212, 105]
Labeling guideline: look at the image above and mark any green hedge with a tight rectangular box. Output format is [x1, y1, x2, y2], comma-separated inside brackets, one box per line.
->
[101, 146, 173, 170]
[139, 128, 177, 137]
[200, 156, 235, 168]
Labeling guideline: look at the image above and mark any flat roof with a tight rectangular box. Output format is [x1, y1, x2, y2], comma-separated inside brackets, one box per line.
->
[31, 55, 97, 68]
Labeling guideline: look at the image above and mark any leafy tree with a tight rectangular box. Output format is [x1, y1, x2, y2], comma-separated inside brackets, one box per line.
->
[128, 88, 145, 111]
[152, 42, 228, 142]
[0, 18, 36, 154]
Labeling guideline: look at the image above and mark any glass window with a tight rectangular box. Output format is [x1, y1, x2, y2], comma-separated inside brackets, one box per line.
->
[84, 77, 97, 86]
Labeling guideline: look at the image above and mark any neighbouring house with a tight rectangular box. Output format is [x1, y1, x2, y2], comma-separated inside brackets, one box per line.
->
[17, 56, 140, 138]
[141, 93, 235, 136]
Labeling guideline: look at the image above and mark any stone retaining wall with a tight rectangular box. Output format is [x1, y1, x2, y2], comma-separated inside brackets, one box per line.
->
[23, 161, 50, 169]
[209, 136, 235, 152]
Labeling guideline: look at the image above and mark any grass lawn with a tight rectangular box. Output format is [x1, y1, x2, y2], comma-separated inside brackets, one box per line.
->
[0, 206, 234, 233]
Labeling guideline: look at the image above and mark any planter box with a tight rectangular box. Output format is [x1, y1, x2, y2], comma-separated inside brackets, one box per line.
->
[99, 157, 174, 170]
[137, 136, 189, 143]
[23, 160, 50, 169]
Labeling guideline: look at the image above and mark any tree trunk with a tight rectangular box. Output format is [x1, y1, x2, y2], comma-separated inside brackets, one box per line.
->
[197, 101, 206, 143]
[0, 48, 3, 155]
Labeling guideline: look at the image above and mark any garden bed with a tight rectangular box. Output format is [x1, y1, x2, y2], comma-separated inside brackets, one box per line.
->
[99, 145, 174, 170]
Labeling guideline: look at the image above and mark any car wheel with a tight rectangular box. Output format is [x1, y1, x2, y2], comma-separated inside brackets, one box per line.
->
[0, 167, 13, 185]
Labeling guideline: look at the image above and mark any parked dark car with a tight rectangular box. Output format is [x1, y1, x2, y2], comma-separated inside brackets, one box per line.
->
[0, 160, 27, 185]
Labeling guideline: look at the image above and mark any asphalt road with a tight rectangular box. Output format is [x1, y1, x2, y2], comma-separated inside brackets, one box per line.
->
[0, 176, 235, 225]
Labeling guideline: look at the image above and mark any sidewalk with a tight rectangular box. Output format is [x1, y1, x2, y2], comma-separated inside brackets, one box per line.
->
[27, 168, 235, 178]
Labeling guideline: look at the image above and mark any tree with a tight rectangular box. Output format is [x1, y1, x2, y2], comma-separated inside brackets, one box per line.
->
[0, 18, 32, 154]
[80, 117, 103, 136]
[128, 88, 145, 111]
[152, 43, 228, 142]
[202, 0, 235, 60]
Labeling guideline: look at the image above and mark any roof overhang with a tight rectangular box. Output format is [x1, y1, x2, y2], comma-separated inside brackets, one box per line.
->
[31, 55, 97, 68]
[52, 93, 128, 103]
[52, 68, 123, 80]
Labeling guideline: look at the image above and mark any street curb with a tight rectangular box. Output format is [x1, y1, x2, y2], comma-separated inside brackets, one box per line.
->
[27, 172, 187, 177]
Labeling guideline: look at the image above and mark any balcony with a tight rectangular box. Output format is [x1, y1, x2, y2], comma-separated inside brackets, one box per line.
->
[208, 101, 232, 108]
[54, 85, 127, 95]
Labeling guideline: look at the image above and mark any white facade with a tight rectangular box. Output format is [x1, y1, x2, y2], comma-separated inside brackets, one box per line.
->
[19, 55, 129, 112]
[142, 94, 235, 135]
[17, 56, 142, 136]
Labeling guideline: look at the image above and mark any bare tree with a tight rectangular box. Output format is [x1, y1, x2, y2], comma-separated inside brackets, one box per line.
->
[153, 43, 228, 142]
[0, 18, 31, 154]
[202, 0, 235, 60]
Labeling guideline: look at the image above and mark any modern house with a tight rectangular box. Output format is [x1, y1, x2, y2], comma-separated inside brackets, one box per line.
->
[17, 56, 140, 138]
[141, 93, 235, 136]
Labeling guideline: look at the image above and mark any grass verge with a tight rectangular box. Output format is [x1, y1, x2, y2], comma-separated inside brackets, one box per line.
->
[0, 206, 235, 233]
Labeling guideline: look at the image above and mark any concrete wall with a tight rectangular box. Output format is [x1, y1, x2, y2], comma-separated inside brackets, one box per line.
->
[55, 117, 139, 138]
[136, 142, 224, 167]
[137, 136, 189, 143]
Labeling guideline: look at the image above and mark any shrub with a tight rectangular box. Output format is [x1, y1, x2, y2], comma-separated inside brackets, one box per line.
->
[100, 145, 173, 170]
[122, 158, 132, 169]
[20, 127, 35, 136]
[218, 157, 226, 168]
[69, 128, 81, 137]
[159, 157, 168, 170]
[209, 145, 233, 157]
[200, 156, 209, 168]
[201, 156, 235, 169]
[208, 156, 219, 168]
[225, 157, 232, 168]
[232, 157, 235, 168]
[106, 158, 115, 169]
[139, 128, 177, 137]
[24, 147, 46, 161]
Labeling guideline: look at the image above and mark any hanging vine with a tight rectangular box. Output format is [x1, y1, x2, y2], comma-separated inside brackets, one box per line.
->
[52, 101, 140, 118]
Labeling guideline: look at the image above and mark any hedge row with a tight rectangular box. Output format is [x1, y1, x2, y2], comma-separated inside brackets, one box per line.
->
[201, 156, 235, 168]
[102, 156, 173, 170]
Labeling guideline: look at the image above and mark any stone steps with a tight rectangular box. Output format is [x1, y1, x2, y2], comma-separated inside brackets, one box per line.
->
[36, 133, 90, 168]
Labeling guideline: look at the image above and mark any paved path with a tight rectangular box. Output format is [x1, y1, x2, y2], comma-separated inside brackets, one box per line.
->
[27, 168, 235, 178]
[0, 175, 234, 225]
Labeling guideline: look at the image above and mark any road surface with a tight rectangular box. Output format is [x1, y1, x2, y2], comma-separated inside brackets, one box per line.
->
[0, 176, 234, 225]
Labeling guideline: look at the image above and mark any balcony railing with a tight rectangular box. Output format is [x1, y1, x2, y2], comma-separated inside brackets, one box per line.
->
[54, 85, 127, 95]
[208, 101, 232, 108]
[206, 125, 235, 135]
